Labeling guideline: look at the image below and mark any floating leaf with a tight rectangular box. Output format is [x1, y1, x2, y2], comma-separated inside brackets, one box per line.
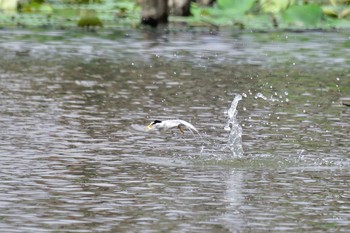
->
[322, 5, 350, 18]
[283, 4, 323, 27]
[0, 0, 18, 11]
[77, 16, 103, 27]
[329, 0, 337, 6]
[190, 3, 220, 19]
[217, 0, 256, 14]
[339, 8, 350, 18]
[53, 8, 78, 18]
[323, 6, 339, 17]
[39, 4, 53, 14]
[78, 11, 103, 27]
[260, 0, 293, 14]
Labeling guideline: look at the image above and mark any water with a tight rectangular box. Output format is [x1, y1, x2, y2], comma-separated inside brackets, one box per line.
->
[223, 94, 243, 158]
[0, 29, 349, 232]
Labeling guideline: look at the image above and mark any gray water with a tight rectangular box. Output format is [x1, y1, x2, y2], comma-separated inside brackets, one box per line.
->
[0, 29, 349, 232]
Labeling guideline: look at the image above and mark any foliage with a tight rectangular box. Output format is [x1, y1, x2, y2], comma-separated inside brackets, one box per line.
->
[0, 0, 140, 28]
[186, 0, 350, 29]
[282, 4, 323, 27]
[217, 0, 256, 14]
[0, 0, 18, 11]
[0, 0, 350, 29]
[77, 10, 103, 27]
[62, 0, 103, 4]
[323, 0, 350, 18]
[260, 0, 293, 14]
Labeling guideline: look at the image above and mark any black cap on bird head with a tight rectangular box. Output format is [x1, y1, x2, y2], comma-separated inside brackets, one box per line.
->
[152, 120, 162, 125]
[147, 120, 162, 129]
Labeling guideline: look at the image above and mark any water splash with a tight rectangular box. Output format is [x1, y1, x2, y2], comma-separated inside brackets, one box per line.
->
[254, 92, 267, 100]
[223, 94, 243, 158]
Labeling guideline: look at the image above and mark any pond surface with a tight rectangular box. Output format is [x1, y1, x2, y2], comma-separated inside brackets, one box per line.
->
[0, 29, 349, 232]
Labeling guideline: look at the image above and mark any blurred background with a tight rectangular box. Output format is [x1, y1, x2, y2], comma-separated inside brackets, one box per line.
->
[0, 0, 350, 29]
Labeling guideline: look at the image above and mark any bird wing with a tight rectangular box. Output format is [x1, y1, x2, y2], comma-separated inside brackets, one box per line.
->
[177, 120, 201, 136]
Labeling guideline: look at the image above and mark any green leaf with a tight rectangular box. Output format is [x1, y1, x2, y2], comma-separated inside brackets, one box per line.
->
[243, 14, 275, 29]
[282, 4, 323, 27]
[339, 8, 350, 18]
[52, 8, 78, 18]
[39, 4, 53, 14]
[77, 10, 103, 27]
[217, 0, 256, 14]
[322, 6, 339, 18]
[324, 16, 350, 28]
[77, 15, 103, 27]
[0, 0, 18, 11]
[260, 0, 293, 14]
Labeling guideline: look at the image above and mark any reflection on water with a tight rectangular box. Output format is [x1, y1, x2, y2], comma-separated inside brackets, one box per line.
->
[0, 29, 349, 232]
[221, 171, 244, 232]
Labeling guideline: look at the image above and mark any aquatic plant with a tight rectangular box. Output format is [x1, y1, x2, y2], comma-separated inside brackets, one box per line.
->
[0, 0, 349, 29]
[186, 0, 350, 29]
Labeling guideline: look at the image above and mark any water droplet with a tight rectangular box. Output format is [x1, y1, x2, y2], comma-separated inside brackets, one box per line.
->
[284, 91, 288, 95]
[336, 77, 340, 81]
[242, 93, 247, 98]
[255, 93, 267, 100]
[243, 107, 246, 111]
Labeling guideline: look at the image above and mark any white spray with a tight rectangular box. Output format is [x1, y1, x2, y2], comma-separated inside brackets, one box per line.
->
[223, 94, 243, 158]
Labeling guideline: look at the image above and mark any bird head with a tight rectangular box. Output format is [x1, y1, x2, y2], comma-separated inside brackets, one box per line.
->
[147, 120, 162, 129]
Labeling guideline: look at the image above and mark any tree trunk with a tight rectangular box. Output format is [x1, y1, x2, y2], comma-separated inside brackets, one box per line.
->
[195, 0, 215, 6]
[140, 0, 168, 27]
[168, 0, 191, 16]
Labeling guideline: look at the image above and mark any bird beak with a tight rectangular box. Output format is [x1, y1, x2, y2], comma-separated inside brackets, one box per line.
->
[147, 123, 153, 129]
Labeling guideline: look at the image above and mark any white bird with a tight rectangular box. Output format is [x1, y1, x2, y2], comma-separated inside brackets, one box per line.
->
[147, 119, 200, 136]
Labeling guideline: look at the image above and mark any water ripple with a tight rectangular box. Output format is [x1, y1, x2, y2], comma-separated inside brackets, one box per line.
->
[0, 30, 349, 232]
